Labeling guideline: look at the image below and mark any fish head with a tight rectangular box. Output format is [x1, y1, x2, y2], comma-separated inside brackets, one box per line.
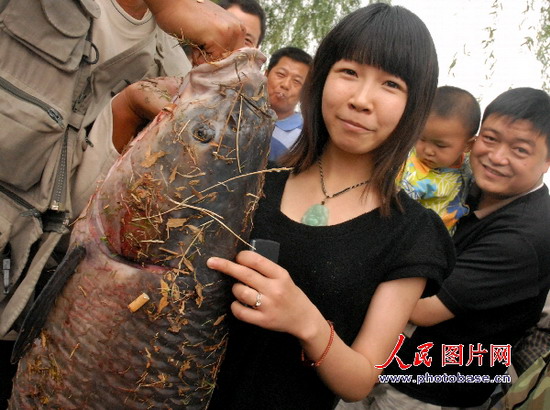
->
[92, 48, 277, 267]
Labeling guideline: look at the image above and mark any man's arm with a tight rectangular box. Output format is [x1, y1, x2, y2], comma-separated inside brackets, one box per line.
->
[143, 0, 246, 63]
[410, 295, 455, 327]
[111, 77, 182, 152]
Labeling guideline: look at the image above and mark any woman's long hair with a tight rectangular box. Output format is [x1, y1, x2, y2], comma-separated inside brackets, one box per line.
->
[282, 3, 439, 216]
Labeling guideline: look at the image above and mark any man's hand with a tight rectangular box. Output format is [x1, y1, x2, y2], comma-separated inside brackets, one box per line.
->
[111, 77, 183, 153]
[144, 0, 246, 64]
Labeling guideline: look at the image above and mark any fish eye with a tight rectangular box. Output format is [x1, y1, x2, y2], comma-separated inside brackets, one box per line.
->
[191, 124, 215, 143]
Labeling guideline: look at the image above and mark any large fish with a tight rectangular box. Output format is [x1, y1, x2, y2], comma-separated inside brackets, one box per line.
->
[9, 48, 275, 409]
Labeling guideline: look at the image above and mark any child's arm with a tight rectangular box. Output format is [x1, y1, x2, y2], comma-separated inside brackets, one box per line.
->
[398, 156, 431, 200]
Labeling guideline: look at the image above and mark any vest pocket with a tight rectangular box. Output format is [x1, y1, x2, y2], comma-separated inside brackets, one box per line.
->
[1, 0, 93, 71]
[0, 76, 65, 191]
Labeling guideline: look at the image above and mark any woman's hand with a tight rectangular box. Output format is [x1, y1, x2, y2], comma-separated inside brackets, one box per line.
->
[207, 251, 320, 340]
[207, 252, 430, 402]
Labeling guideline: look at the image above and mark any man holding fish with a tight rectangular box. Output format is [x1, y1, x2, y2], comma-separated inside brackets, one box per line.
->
[0, 0, 247, 406]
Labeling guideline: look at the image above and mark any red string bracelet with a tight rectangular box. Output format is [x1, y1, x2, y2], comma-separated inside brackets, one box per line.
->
[301, 320, 334, 367]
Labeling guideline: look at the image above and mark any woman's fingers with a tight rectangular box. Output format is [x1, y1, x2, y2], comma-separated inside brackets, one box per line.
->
[235, 250, 284, 279]
[207, 251, 315, 335]
[232, 282, 264, 309]
[207, 250, 279, 286]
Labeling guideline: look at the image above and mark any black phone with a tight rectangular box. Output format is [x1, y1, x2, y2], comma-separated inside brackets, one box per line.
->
[250, 239, 280, 263]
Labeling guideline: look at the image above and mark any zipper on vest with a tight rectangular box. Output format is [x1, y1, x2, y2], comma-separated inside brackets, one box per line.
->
[0, 76, 69, 211]
[0, 184, 41, 218]
[50, 130, 69, 211]
[0, 76, 64, 127]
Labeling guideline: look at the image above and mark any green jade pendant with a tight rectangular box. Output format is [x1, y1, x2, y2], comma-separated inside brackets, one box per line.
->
[302, 158, 370, 227]
[301, 203, 329, 226]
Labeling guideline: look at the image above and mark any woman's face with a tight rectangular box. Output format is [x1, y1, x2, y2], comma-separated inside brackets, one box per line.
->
[321, 60, 408, 156]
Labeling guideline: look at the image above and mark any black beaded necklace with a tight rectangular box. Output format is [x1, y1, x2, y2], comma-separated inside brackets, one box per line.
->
[301, 158, 370, 226]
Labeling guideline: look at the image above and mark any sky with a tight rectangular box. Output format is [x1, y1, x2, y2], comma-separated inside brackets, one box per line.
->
[361, 0, 545, 109]
[361, 0, 550, 185]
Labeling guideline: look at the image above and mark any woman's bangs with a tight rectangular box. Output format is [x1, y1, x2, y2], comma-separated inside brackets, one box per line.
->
[338, 21, 415, 87]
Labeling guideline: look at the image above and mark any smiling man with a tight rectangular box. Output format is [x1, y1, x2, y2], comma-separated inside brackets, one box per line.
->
[264, 46, 312, 161]
[367, 87, 550, 409]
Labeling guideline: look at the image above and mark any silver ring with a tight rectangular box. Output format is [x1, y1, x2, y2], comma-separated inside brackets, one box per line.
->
[254, 292, 262, 308]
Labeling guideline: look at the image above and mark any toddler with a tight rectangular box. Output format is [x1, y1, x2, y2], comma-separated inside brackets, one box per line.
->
[400, 86, 480, 234]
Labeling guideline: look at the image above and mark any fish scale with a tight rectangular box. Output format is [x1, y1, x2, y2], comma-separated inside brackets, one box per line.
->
[10, 48, 276, 409]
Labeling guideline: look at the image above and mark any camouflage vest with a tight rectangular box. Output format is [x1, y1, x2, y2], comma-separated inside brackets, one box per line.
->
[494, 351, 550, 409]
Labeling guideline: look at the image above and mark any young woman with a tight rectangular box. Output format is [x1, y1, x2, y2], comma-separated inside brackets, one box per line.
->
[206, 3, 454, 409]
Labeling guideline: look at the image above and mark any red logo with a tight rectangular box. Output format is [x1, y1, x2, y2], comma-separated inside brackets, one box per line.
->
[375, 334, 512, 369]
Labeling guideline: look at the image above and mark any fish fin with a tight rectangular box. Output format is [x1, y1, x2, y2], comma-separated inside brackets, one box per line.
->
[11, 245, 86, 363]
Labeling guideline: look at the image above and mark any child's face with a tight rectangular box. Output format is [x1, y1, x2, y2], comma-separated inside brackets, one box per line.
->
[415, 115, 472, 169]
[321, 60, 408, 156]
[471, 114, 550, 200]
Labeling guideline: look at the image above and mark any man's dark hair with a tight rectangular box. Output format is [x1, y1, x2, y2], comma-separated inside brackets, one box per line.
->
[431, 86, 481, 137]
[218, 0, 266, 46]
[483, 87, 550, 157]
[266, 47, 312, 72]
